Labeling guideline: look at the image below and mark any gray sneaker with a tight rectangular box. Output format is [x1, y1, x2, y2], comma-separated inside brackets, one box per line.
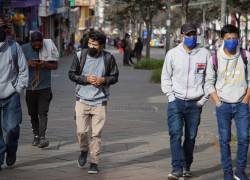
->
[183, 170, 192, 178]
[38, 137, 49, 148]
[168, 171, 183, 180]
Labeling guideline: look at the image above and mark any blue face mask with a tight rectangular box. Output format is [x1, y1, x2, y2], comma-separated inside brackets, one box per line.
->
[224, 39, 239, 52]
[184, 36, 197, 49]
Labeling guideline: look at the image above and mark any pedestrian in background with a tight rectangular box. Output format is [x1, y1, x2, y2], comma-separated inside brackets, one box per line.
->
[0, 17, 28, 170]
[22, 31, 59, 148]
[133, 37, 143, 62]
[122, 33, 134, 66]
[161, 23, 210, 180]
[205, 24, 250, 180]
[68, 30, 119, 174]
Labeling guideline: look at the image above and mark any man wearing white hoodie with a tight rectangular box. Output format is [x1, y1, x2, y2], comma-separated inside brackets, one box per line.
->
[205, 24, 250, 180]
[0, 17, 28, 170]
[161, 23, 210, 180]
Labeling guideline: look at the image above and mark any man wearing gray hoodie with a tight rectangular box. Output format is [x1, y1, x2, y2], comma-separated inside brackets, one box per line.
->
[161, 23, 210, 180]
[0, 17, 28, 171]
[205, 24, 250, 180]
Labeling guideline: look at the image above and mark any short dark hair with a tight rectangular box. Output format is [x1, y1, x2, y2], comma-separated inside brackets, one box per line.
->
[89, 31, 106, 45]
[221, 24, 239, 38]
[31, 31, 43, 42]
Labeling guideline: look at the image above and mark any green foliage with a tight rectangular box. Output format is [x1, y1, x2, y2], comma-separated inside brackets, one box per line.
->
[134, 58, 164, 70]
[150, 68, 162, 83]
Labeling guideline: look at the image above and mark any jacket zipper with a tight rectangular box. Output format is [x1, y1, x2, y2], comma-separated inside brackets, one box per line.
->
[185, 54, 191, 99]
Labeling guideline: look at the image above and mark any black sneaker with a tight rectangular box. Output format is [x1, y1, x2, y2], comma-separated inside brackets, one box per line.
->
[6, 153, 16, 167]
[32, 136, 40, 146]
[38, 137, 49, 148]
[168, 171, 182, 180]
[77, 151, 88, 168]
[234, 171, 249, 180]
[88, 163, 99, 174]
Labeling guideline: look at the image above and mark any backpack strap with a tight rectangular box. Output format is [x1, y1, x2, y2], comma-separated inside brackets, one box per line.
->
[8, 40, 19, 74]
[240, 49, 248, 65]
[79, 48, 88, 74]
[211, 50, 218, 71]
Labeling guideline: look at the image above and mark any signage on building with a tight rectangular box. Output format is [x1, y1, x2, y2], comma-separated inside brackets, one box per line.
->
[74, 0, 89, 6]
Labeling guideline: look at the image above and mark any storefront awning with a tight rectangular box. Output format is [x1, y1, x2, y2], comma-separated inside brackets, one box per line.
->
[11, 0, 41, 8]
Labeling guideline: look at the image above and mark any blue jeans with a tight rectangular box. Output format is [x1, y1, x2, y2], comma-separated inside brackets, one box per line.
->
[167, 98, 202, 173]
[216, 102, 250, 174]
[0, 93, 22, 165]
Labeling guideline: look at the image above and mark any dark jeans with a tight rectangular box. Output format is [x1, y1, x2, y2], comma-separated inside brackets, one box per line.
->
[0, 93, 22, 165]
[26, 88, 52, 137]
[123, 50, 132, 65]
[216, 102, 249, 174]
[167, 98, 202, 173]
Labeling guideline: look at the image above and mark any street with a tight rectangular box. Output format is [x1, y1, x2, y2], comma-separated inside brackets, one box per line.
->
[1, 48, 249, 180]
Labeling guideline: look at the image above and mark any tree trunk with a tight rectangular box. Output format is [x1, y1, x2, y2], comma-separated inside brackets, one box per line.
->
[145, 21, 151, 58]
[181, 0, 189, 24]
[131, 21, 136, 48]
[221, 0, 227, 27]
[138, 21, 142, 38]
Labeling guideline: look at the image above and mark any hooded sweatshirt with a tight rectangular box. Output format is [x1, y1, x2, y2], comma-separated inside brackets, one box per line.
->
[161, 43, 210, 105]
[205, 44, 250, 103]
[0, 40, 28, 99]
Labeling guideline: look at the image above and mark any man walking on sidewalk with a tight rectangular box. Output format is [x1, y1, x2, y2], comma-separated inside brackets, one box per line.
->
[68, 30, 119, 174]
[22, 31, 59, 148]
[0, 17, 28, 170]
[161, 23, 210, 180]
[205, 24, 250, 180]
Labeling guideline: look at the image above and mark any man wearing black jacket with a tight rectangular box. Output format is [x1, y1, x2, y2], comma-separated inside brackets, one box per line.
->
[68, 31, 119, 174]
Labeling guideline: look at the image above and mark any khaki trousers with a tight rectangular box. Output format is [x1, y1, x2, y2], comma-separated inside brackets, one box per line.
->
[75, 101, 106, 164]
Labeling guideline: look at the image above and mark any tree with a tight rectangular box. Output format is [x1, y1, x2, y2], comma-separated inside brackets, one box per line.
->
[105, 0, 164, 58]
[227, 0, 250, 48]
[136, 0, 164, 58]
[181, 0, 190, 24]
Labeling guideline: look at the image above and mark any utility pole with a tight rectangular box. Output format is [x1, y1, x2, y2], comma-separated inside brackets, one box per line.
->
[221, 0, 226, 27]
[165, 0, 171, 53]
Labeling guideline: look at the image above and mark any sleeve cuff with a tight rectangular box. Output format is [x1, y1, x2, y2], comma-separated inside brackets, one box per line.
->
[15, 85, 23, 94]
[167, 94, 176, 102]
[197, 97, 208, 106]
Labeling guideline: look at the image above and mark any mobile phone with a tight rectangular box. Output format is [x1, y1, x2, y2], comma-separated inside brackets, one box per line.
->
[32, 59, 41, 63]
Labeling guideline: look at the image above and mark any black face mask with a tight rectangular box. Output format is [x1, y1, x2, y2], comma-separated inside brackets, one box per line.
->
[0, 29, 6, 42]
[88, 47, 99, 57]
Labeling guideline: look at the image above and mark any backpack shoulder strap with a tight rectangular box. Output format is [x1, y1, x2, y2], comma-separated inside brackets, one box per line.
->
[8, 40, 19, 73]
[211, 50, 218, 71]
[240, 49, 248, 65]
[79, 48, 88, 74]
